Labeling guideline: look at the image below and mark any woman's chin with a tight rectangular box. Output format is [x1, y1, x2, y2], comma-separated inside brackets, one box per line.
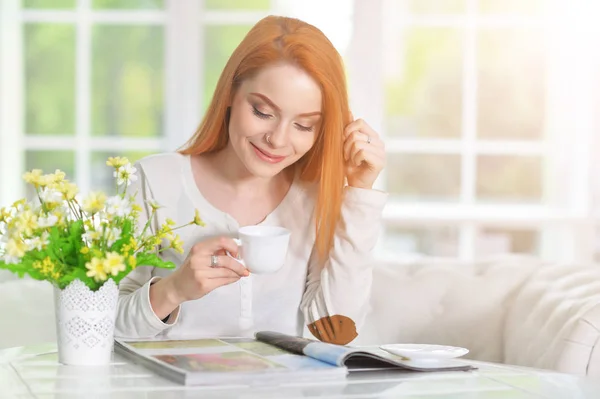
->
[245, 157, 289, 178]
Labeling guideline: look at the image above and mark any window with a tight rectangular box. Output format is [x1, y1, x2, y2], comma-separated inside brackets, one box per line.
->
[2, 0, 598, 270]
[363, 0, 600, 262]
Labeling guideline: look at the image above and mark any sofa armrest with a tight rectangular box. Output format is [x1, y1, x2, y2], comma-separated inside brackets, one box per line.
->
[503, 263, 600, 375]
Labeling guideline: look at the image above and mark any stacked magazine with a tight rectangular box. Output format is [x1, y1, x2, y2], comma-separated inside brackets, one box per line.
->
[115, 331, 474, 386]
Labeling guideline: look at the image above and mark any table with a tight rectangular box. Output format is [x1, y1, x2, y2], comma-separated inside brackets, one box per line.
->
[2, 343, 600, 398]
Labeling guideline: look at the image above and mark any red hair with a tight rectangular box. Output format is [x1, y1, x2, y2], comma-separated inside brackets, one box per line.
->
[180, 16, 349, 261]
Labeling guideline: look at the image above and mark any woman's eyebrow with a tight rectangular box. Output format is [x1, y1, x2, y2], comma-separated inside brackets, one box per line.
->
[249, 92, 321, 117]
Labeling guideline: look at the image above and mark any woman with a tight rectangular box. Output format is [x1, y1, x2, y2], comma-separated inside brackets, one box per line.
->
[115, 16, 387, 345]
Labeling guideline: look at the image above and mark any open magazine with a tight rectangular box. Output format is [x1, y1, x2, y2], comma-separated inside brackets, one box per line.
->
[115, 332, 474, 386]
[255, 331, 475, 372]
[114, 336, 347, 386]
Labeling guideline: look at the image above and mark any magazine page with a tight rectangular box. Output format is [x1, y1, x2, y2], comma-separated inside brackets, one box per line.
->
[255, 331, 356, 366]
[115, 337, 346, 386]
[255, 331, 475, 372]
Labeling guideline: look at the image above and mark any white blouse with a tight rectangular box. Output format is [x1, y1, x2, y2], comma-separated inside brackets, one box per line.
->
[115, 153, 387, 344]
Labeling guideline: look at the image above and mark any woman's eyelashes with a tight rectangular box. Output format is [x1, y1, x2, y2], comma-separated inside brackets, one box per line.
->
[252, 106, 272, 120]
[294, 124, 313, 132]
[251, 105, 314, 132]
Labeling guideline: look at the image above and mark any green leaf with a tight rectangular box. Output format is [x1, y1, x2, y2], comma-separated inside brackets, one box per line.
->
[136, 252, 176, 270]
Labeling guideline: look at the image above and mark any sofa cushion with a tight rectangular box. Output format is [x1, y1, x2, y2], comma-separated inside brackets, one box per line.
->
[504, 263, 600, 373]
[356, 255, 543, 363]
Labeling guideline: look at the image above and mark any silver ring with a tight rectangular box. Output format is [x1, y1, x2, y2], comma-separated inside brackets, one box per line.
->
[265, 134, 271, 144]
[366, 135, 372, 144]
[210, 255, 218, 268]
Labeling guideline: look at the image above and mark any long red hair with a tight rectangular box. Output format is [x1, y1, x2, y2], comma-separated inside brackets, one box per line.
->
[179, 16, 349, 261]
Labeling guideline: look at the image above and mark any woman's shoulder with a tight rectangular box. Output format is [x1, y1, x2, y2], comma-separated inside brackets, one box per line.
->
[136, 152, 187, 172]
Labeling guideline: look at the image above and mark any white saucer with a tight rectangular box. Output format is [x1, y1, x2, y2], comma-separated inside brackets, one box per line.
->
[380, 344, 469, 361]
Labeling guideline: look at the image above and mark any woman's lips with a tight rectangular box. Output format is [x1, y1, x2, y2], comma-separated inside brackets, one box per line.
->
[251, 143, 286, 164]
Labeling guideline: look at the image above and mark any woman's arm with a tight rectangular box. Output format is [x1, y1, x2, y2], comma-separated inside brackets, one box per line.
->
[114, 163, 181, 339]
[300, 186, 387, 345]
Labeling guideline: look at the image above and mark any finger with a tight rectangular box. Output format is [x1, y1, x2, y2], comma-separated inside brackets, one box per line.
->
[214, 255, 249, 277]
[344, 132, 383, 162]
[344, 118, 378, 139]
[343, 131, 369, 161]
[191, 236, 239, 257]
[351, 144, 385, 169]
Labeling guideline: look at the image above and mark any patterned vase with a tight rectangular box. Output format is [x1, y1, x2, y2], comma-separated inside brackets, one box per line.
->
[53, 278, 118, 365]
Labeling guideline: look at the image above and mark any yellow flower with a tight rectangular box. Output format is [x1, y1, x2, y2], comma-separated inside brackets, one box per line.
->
[86, 257, 107, 282]
[104, 252, 126, 276]
[121, 237, 138, 254]
[131, 203, 143, 213]
[12, 199, 26, 210]
[170, 235, 184, 254]
[55, 181, 78, 200]
[15, 210, 38, 237]
[80, 247, 90, 255]
[128, 255, 137, 269]
[22, 169, 44, 186]
[193, 209, 205, 226]
[82, 192, 107, 214]
[52, 170, 66, 182]
[106, 156, 130, 168]
[5, 238, 27, 259]
[0, 206, 12, 223]
[31, 257, 55, 277]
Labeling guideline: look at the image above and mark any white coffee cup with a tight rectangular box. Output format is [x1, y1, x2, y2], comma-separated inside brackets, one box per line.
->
[229, 226, 291, 274]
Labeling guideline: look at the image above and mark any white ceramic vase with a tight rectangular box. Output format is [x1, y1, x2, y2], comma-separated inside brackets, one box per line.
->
[53, 278, 118, 365]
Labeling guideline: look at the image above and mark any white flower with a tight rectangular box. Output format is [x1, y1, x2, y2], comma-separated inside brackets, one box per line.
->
[106, 227, 121, 247]
[25, 232, 49, 251]
[146, 199, 162, 211]
[2, 255, 21, 265]
[39, 187, 63, 204]
[106, 196, 132, 218]
[38, 214, 58, 228]
[82, 230, 102, 244]
[114, 163, 138, 187]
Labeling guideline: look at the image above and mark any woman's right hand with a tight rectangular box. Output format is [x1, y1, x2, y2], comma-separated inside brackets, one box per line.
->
[149, 236, 249, 320]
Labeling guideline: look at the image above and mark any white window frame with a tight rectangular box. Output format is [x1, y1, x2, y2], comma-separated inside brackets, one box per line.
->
[351, 0, 600, 263]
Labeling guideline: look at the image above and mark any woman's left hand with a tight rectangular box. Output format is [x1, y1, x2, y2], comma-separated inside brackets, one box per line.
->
[343, 117, 385, 190]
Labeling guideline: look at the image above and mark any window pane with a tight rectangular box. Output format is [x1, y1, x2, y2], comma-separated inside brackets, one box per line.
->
[92, 26, 164, 137]
[204, 0, 270, 10]
[479, 0, 546, 15]
[25, 151, 75, 200]
[203, 25, 252, 110]
[383, 226, 459, 257]
[387, 154, 461, 201]
[25, 24, 75, 136]
[477, 29, 545, 140]
[91, 151, 155, 193]
[409, 0, 465, 14]
[476, 155, 542, 202]
[92, 0, 164, 9]
[477, 228, 539, 256]
[386, 28, 463, 138]
[23, 0, 75, 8]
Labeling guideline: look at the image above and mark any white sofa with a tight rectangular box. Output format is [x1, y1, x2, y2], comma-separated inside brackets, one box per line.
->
[356, 255, 600, 377]
[2, 256, 600, 376]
